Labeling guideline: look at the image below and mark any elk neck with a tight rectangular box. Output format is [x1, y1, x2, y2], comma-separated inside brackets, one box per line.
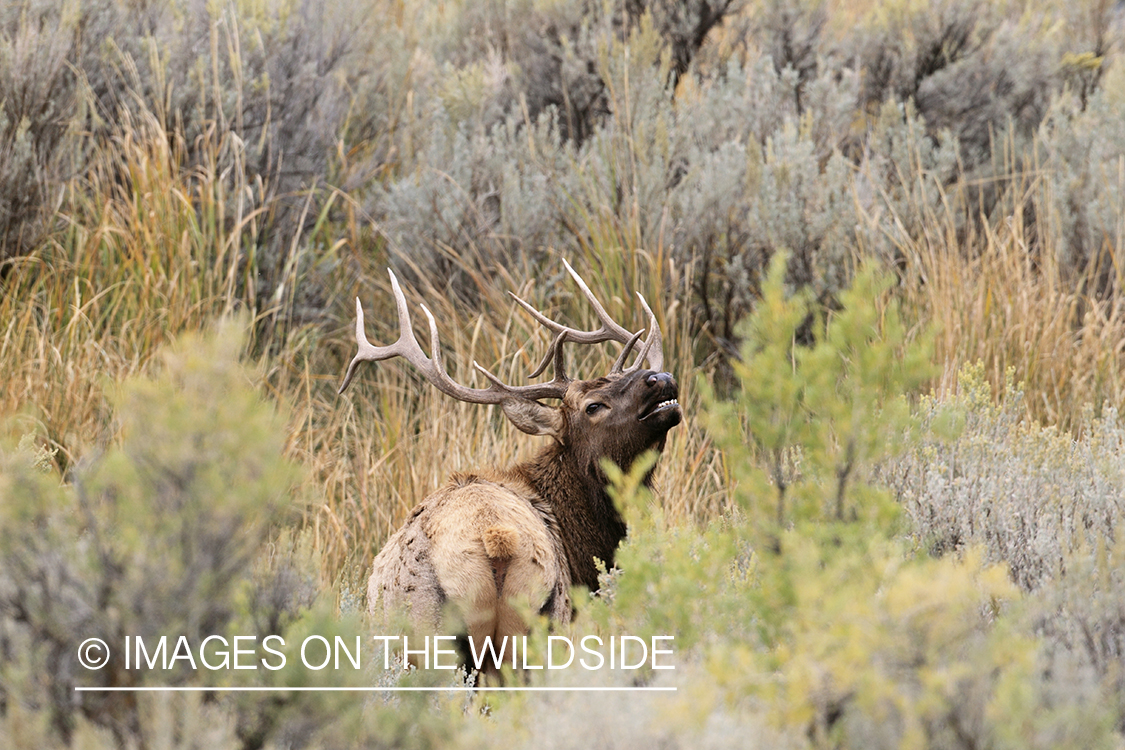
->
[509, 439, 642, 591]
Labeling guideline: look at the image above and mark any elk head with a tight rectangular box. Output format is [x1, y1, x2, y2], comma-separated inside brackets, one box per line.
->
[337, 260, 681, 477]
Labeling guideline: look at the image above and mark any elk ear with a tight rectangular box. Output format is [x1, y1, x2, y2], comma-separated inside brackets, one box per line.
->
[501, 399, 564, 439]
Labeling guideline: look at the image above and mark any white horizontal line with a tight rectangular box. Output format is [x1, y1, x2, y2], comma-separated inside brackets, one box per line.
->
[74, 686, 676, 693]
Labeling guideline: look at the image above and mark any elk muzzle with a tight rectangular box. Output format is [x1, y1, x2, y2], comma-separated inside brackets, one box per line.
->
[637, 371, 682, 428]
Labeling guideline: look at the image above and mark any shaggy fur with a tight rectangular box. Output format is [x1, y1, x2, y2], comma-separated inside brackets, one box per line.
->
[367, 368, 682, 668]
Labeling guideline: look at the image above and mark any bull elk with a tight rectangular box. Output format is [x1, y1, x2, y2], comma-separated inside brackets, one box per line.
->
[338, 261, 681, 668]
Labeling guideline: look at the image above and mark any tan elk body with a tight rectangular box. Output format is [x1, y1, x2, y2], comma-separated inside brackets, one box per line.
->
[338, 262, 681, 666]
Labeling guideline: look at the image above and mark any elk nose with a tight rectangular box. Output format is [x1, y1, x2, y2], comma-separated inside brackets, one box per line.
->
[646, 371, 674, 388]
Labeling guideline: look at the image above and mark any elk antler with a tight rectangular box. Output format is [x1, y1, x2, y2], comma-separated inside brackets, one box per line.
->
[509, 259, 664, 374]
[338, 270, 571, 401]
[338, 261, 666, 399]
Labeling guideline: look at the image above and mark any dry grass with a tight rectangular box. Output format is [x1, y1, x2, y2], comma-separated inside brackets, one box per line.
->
[0, 106, 271, 464]
[0, 101, 727, 583]
[859, 135, 1125, 431]
[2, 0, 1122, 590]
[6, 98, 1125, 587]
[7, 3, 1125, 747]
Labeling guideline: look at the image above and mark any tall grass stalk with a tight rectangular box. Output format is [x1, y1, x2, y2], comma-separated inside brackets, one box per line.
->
[0, 103, 277, 464]
[860, 132, 1125, 429]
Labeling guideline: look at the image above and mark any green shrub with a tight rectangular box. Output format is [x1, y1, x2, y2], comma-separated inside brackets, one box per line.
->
[572, 255, 1116, 748]
[0, 322, 308, 745]
[890, 363, 1125, 591]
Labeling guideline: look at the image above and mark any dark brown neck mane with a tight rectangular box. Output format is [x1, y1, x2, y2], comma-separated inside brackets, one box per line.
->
[511, 442, 639, 591]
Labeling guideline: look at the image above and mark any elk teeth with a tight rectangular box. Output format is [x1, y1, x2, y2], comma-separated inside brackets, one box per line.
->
[640, 397, 680, 420]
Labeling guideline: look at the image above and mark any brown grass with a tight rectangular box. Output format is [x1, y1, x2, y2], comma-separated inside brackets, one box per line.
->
[0, 106, 271, 465]
[0, 97, 727, 583]
[858, 136, 1125, 431]
[3, 21, 1123, 588]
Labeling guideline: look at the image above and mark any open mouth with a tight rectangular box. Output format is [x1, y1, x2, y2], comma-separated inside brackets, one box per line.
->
[639, 397, 681, 421]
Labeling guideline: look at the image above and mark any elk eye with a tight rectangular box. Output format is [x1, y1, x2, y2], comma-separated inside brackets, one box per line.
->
[585, 402, 605, 415]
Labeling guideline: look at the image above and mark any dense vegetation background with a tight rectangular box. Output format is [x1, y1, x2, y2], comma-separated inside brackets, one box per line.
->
[2, 0, 1125, 746]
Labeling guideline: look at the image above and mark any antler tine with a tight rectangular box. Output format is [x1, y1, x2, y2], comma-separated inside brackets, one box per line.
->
[610, 329, 645, 374]
[560, 258, 637, 344]
[339, 268, 571, 403]
[508, 259, 666, 373]
[528, 331, 569, 379]
[338, 270, 428, 394]
[624, 291, 664, 373]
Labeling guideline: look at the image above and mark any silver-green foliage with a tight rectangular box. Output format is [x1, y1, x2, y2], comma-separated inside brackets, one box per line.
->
[891, 364, 1125, 591]
[0, 322, 311, 744]
[6, 0, 1123, 350]
[889, 363, 1125, 732]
